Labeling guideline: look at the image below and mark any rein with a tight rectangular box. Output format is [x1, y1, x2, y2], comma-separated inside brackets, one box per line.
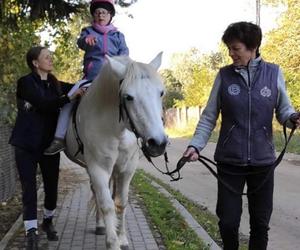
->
[170, 124, 296, 195]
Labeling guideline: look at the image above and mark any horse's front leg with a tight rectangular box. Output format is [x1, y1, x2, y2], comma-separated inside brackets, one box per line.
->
[90, 185, 105, 235]
[114, 154, 139, 250]
[88, 165, 121, 250]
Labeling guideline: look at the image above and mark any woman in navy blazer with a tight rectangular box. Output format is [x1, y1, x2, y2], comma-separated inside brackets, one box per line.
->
[9, 46, 84, 249]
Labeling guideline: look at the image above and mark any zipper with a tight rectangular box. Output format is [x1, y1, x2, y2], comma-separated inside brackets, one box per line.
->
[237, 68, 252, 162]
[247, 68, 251, 162]
[263, 126, 274, 149]
[222, 124, 236, 147]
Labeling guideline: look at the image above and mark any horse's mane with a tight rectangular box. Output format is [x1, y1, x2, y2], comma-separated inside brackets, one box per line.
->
[90, 56, 160, 100]
[117, 57, 159, 93]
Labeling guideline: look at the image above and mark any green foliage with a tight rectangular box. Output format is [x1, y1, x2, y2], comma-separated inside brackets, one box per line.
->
[182, 44, 230, 108]
[212, 43, 232, 68]
[163, 90, 184, 109]
[0, 0, 138, 27]
[0, 0, 86, 27]
[170, 48, 201, 90]
[160, 69, 182, 90]
[160, 69, 183, 109]
[52, 12, 89, 82]
[169, 48, 228, 108]
[0, 1, 87, 123]
[184, 65, 214, 107]
[0, 12, 41, 123]
[170, 48, 205, 108]
[262, 0, 300, 109]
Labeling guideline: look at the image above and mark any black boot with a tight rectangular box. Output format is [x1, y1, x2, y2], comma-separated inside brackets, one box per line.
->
[44, 138, 65, 155]
[26, 228, 38, 250]
[41, 218, 59, 241]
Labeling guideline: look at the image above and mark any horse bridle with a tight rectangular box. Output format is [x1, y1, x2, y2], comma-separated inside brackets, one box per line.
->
[118, 80, 183, 181]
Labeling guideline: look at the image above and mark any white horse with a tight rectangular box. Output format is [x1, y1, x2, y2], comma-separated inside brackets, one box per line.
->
[64, 53, 168, 250]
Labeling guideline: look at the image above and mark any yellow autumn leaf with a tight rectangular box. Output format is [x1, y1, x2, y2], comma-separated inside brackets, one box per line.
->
[7, 42, 14, 50]
[172, 240, 185, 245]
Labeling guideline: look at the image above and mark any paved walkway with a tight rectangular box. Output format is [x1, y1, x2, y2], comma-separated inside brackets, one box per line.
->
[4, 155, 161, 250]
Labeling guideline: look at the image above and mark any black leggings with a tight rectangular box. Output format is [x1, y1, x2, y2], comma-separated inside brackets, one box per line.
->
[15, 147, 60, 221]
[216, 164, 274, 250]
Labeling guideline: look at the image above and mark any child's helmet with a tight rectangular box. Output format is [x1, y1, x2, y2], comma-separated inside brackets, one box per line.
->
[90, 0, 115, 17]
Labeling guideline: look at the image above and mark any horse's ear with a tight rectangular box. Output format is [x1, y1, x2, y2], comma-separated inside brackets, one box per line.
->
[149, 52, 163, 70]
[106, 55, 127, 78]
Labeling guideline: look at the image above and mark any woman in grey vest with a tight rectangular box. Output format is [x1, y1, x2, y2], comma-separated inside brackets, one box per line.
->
[182, 22, 300, 250]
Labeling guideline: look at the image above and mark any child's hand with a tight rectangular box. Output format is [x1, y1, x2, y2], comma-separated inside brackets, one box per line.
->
[69, 88, 86, 101]
[85, 35, 97, 46]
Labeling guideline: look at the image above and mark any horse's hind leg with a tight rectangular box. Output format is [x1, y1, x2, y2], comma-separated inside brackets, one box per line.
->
[88, 166, 120, 250]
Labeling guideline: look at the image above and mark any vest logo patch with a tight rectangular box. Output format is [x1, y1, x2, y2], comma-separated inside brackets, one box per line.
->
[24, 101, 32, 111]
[260, 86, 271, 97]
[228, 84, 240, 96]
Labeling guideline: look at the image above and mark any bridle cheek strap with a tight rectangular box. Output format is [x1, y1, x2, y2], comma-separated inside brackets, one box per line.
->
[118, 80, 174, 180]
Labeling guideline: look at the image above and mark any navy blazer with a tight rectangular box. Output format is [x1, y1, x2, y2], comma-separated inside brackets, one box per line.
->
[9, 72, 73, 153]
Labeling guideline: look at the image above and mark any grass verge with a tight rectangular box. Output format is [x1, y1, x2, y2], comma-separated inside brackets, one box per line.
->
[132, 169, 249, 250]
[131, 170, 211, 250]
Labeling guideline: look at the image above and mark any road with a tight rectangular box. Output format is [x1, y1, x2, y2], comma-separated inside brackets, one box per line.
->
[138, 138, 300, 250]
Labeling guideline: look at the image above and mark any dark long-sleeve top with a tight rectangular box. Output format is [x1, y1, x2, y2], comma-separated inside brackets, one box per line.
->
[9, 72, 73, 153]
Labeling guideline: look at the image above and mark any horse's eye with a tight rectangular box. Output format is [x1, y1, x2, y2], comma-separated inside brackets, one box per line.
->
[160, 91, 164, 97]
[124, 94, 134, 101]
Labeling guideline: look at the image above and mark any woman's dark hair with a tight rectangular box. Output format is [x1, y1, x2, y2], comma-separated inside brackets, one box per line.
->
[222, 22, 262, 56]
[26, 46, 47, 71]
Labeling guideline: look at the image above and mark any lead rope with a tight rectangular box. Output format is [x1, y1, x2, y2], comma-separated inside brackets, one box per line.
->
[170, 123, 296, 194]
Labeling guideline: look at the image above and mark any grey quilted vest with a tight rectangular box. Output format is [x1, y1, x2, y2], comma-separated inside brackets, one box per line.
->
[214, 60, 279, 166]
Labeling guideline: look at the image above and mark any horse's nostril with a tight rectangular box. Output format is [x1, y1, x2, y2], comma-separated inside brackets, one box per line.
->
[147, 138, 167, 148]
[144, 137, 167, 157]
[147, 138, 156, 147]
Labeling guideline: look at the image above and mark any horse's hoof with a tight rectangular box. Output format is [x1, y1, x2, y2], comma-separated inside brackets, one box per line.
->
[120, 245, 129, 250]
[95, 226, 106, 235]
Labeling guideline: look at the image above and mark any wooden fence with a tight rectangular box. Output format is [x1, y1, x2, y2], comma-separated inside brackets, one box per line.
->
[164, 106, 202, 128]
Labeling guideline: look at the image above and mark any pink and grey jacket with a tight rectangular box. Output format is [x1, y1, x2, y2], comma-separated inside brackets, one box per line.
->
[77, 24, 129, 80]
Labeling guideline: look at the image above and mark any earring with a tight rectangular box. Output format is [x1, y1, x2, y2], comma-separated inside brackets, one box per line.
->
[33, 61, 39, 68]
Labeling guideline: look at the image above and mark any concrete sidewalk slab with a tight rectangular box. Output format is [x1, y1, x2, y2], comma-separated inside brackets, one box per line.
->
[4, 155, 161, 250]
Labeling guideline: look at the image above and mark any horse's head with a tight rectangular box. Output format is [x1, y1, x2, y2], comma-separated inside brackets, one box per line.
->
[106, 53, 168, 157]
